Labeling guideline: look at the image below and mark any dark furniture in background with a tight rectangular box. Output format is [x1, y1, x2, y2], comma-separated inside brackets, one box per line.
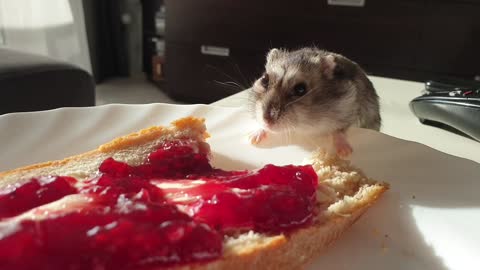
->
[0, 49, 95, 115]
[83, 0, 131, 83]
[163, 0, 480, 103]
[142, 0, 166, 84]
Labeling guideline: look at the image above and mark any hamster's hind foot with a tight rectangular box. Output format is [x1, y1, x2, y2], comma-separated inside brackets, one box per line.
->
[333, 131, 353, 159]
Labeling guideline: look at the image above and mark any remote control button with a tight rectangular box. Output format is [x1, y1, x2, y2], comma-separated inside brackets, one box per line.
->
[463, 90, 473, 96]
[449, 90, 462, 97]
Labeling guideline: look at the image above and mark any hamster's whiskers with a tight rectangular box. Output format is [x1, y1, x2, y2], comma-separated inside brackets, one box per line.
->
[287, 124, 294, 144]
[205, 64, 248, 89]
[230, 61, 251, 87]
[213, 80, 244, 90]
[280, 118, 295, 144]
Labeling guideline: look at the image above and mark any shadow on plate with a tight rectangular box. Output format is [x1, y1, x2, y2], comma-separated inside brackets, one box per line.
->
[309, 195, 450, 270]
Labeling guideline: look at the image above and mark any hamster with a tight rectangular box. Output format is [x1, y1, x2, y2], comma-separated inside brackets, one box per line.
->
[248, 47, 381, 158]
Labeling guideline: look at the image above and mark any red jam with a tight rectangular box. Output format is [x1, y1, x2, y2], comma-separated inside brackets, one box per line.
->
[0, 176, 77, 218]
[0, 139, 318, 270]
[155, 165, 317, 232]
[0, 196, 222, 270]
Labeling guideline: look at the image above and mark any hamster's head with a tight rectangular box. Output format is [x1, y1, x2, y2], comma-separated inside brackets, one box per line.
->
[250, 48, 358, 134]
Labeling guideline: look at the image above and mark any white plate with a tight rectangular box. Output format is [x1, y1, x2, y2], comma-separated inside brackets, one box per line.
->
[1, 103, 479, 270]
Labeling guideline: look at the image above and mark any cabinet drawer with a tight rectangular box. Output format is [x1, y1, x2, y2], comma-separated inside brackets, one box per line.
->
[165, 0, 424, 69]
[166, 0, 424, 49]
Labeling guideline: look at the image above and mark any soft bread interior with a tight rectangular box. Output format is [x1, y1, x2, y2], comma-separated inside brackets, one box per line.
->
[310, 151, 388, 216]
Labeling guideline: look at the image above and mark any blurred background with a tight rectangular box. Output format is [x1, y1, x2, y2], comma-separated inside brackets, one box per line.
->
[0, 0, 479, 105]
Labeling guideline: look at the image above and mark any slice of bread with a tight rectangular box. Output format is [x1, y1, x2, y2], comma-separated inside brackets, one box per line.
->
[0, 116, 388, 270]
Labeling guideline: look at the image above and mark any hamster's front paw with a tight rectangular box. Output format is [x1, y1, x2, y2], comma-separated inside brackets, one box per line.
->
[248, 129, 268, 145]
[333, 132, 353, 159]
[336, 142, 353, 159]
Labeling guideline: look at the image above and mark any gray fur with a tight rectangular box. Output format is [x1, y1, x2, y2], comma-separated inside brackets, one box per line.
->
[250, 47, 381, 134]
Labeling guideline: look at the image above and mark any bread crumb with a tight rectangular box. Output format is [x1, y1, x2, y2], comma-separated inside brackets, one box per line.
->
[224, 230, 264, 249]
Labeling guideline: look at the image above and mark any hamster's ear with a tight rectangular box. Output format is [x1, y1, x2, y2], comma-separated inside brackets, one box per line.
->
[323, 54, 357, 80]
[322, 54, 337, 79]
[266, 48, 283, 63]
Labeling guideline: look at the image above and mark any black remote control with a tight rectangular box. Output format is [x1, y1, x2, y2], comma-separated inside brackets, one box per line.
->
[410, 80, 480, 141]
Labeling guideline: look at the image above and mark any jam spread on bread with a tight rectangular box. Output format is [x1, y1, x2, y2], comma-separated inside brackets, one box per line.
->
[0, 140, 318, 269]
[0, 176, 77, 218]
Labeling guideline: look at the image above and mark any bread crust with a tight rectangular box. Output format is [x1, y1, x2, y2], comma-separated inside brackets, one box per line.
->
[0, 116, 388, 269]
[0, 117, 208, 187]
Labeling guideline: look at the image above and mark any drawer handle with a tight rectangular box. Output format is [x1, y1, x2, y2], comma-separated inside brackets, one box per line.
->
[201, 45, 230, 57]
[327, 0, 365, 7]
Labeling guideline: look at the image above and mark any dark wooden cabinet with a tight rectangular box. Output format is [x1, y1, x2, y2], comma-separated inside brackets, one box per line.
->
[417, 1, 480, 76]
[142, 0, 166, 82]
[165, 43, 265, 102]
[164, 0, 480, 103]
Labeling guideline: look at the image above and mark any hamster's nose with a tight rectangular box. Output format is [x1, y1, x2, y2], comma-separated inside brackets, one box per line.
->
[264, 105, 280, 124]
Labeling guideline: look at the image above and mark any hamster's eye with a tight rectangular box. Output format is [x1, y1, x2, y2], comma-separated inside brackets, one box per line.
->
[260, 73, 269, 88]
[293, 83, 307, 96]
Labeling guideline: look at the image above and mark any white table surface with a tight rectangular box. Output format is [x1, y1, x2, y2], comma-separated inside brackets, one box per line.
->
[0, 79, 478, 269]
[212, 76, 480, 164]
